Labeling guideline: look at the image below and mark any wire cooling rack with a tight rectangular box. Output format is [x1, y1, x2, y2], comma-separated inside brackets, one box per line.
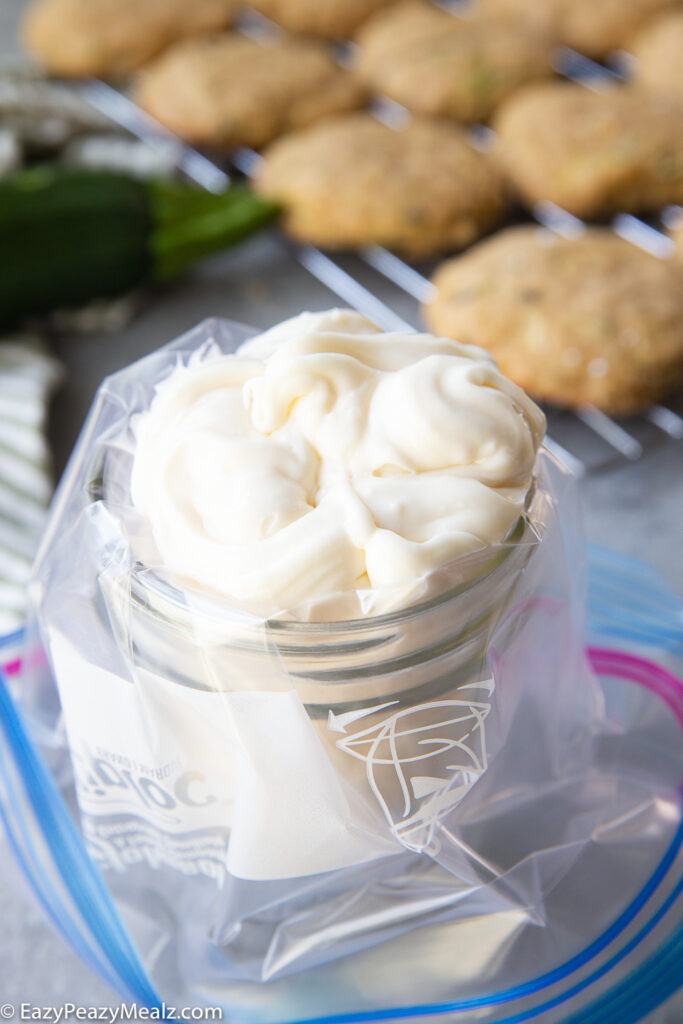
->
[78, 14, 683, 479]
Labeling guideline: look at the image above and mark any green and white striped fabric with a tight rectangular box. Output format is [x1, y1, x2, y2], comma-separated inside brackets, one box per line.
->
[0, 336, 61, 635]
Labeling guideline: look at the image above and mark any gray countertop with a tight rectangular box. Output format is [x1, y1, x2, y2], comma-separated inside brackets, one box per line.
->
[0, 1, 682, 1017]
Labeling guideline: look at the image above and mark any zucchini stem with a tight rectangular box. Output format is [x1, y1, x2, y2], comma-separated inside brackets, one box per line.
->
[147, 182, 279, 282]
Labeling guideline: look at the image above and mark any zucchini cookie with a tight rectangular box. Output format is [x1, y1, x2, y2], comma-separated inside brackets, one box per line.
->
[494, 82, 683, 218]
[254, 113, 506, 258]
[135, 34, 365, 150]
[355, 2, 552, 124]
[424, 225, 683, 415]
[476, 0, 678, 58]
[21, 0, 237, 77]
[248, 0, 399, 39]
[631, 10, 683, 104]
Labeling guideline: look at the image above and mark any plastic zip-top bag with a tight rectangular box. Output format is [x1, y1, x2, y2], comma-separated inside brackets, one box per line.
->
[1, 315, 682, 1022]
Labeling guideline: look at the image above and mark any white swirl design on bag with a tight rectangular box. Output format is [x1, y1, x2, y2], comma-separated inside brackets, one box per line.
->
[329, 680, 493, 854]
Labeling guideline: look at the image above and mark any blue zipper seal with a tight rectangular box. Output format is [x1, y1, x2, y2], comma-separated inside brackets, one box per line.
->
[2, 656, 680, 1024]
[588, 544, 683, 652]
[0, 669, 162, 1009]
[0, 542, 681, 1022]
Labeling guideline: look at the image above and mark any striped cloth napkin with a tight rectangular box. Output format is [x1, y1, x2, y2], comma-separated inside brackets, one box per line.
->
[0, 335, 62, 646]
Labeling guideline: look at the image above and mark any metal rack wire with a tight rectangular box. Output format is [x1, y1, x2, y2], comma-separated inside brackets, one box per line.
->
[80, 29, 683, 478]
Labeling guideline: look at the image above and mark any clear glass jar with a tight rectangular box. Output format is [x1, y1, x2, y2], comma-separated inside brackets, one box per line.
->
[98, 464, 539, 865]
[49, 316, 543, 882]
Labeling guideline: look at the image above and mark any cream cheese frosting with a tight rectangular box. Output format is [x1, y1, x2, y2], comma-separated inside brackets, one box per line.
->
[130, 310, 545, 614]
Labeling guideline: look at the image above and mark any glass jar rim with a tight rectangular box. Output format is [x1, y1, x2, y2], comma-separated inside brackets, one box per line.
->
[90, 442, 543, 644]
[126, 513, 534, 635]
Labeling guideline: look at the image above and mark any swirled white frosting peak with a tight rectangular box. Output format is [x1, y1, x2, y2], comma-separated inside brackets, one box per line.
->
[131, 310, 545, 614]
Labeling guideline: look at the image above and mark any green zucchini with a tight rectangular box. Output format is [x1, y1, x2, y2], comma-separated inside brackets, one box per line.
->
[0, 167, 279, 330]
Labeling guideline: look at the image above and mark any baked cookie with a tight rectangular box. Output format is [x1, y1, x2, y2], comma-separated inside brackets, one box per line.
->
[355, 2, 552, 124]
[135, 34, 365, 150]
[254, 113, 506, 258]
[476, 0, 678, 58]
[247, 0, 398, 39]
[631, 10, 683, 104]
[21, 0, 237, 77]
[494, 82, 683, 218]
[424, 225, 683, 415]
